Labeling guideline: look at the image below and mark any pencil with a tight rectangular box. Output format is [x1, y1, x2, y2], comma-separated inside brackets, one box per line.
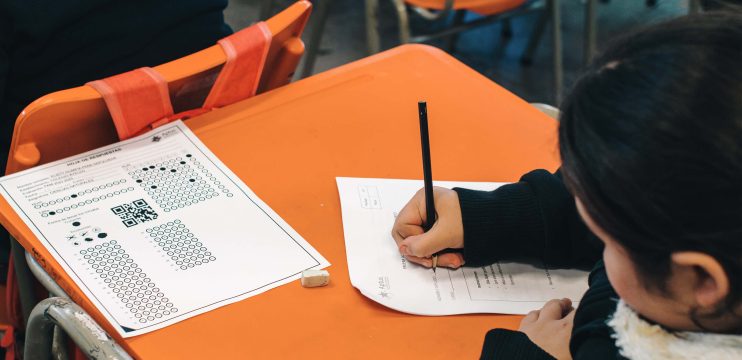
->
[418, 101, 437, 272]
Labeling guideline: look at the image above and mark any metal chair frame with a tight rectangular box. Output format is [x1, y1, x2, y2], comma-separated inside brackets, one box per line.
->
[409, 0, 456, 21]
[11, 236, 129, 360]
[26, 297, 132, 360]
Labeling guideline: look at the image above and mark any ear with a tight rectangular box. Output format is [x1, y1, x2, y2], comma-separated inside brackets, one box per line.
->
[671, 252, 729, 309]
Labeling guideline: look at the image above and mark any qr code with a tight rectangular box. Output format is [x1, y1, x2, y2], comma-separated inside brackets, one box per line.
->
[111, 199, 158, 227]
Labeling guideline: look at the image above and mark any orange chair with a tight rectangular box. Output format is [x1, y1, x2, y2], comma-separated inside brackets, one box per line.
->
[5, 1, 311, 175]
[2, 2, 313, 358]
[380, 0, 528, 50]
[364, 0, 563, 102]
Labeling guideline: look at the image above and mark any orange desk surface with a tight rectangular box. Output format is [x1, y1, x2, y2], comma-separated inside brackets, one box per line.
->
[2, 44, 559, 359]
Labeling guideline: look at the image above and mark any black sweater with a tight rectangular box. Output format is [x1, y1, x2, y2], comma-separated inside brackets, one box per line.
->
[453, 169, 626, 359]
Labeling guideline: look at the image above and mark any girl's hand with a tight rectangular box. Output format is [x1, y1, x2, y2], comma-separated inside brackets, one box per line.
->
[390, 187, 465, 269]
[519, 298, 576, 360]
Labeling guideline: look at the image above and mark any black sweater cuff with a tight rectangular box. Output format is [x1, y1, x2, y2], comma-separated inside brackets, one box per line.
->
[454, 182, 543, 267]
[454, 169, 601, 269]
[481, 329, 555, 360]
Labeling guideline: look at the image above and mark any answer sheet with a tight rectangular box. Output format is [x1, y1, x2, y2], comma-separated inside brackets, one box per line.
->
[0, 121, 329, 337]
[337, 177, 588, 315]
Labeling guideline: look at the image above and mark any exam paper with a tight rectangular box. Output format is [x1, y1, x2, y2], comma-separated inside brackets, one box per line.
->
[0, 121, 329, 337]
[337, 177, 588, 315]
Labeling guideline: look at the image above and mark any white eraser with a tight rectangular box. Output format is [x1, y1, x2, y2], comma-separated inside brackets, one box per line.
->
[301, 269, 330, 288]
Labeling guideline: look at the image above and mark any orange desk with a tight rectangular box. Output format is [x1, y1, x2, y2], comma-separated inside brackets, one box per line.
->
[3, 44, 559, 358]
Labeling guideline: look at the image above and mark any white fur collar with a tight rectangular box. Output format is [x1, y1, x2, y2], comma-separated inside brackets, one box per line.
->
[607, 300, 742, 360]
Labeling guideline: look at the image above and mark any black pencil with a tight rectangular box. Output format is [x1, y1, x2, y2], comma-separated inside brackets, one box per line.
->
[418, 101, 436, 232]
[418, 101, 439, 272]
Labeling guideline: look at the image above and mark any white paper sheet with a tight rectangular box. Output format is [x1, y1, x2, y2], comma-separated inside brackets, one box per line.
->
[0, 121, 329, 337]
[337, 177, 588, 315]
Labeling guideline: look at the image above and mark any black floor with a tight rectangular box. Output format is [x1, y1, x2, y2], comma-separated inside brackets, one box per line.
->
[225, 0, 690, 105]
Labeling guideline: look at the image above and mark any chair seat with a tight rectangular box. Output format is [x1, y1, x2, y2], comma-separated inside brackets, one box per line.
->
[405, 0, 527, 16]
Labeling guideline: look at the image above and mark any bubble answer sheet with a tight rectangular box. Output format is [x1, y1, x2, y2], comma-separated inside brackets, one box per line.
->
[337, 177, 588, 315]
[0, 121, 329, 337]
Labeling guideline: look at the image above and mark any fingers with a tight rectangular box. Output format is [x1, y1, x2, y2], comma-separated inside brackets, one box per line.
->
[523, 309, 540, 323]
[398, 250, 463, 270]
[539, 298, 574, 320]
[434, 253, 465, 269]
[560, 298, 574, 316]
[399, 190, 427, 226]
[399, 226, 451, 258]
[391, 191, 427, 246]
[392, 223, 424, 247]
[521, 298, 575, 333]
[406, 252, 465, 269]
[391, 187, 464, 265]
[403, 254, 432, 268]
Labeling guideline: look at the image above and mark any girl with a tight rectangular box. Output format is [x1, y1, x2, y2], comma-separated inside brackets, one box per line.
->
[391, 12, 741, 359]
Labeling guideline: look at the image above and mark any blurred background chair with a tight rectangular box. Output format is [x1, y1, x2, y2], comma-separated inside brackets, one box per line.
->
[365, 0, 528, 54]
[253, 1, 705, 105]
[364, 1, 564, 101]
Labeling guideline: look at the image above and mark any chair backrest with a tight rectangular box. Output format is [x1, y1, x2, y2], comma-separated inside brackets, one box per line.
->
[4, 1, 312, 175]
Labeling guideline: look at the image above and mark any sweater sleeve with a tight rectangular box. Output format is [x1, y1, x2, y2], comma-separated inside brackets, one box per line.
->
[453, 169, 602, 269]
[480, 329, 555, 360]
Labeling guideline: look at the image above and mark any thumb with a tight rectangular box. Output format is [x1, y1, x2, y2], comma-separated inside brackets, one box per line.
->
[399, 226, 449, 258]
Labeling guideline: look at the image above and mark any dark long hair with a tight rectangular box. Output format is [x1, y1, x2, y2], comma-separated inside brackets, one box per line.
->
[558, 12, 742, 324]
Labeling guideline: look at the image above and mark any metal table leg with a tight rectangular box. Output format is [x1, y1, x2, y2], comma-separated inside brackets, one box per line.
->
[11, 237, 37, 327]
[300, 0, 335, 78]
[365, 0, 381, 54]
[551, 0, 563, 103]
[391, 0, 411, 44]
[445, 10, 467, 53]
[584, 0, 598, 65]
[520, 5, 549, 65]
